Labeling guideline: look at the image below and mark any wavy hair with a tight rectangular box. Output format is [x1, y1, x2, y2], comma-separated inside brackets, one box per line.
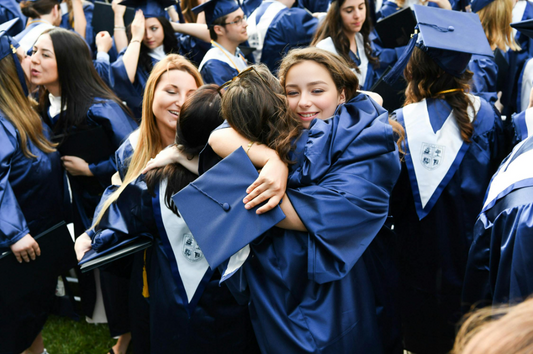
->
[221, 65, 302, 164]
[311, 0, 378, 70]
[404, 47, 475, 143]
[93, 54, 203, 227]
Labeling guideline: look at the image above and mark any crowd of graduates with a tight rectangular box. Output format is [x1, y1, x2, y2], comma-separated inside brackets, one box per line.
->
[3, 0, 533, 353]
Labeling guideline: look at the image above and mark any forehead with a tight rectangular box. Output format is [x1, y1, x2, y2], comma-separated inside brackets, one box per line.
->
[157, 69, 198, 89]
[34, 33, 54, 50]
[145, 17, 162, 27]
[286, 60, 335, 85]
[341, 0, 366, 8]
[225, 7, 244, 21]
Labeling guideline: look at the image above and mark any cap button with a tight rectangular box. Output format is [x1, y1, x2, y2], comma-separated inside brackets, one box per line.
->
[222, 203, 230, 211]
[448, 25, 455, 31]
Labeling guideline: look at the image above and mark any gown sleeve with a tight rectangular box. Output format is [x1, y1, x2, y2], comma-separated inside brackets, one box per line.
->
[286, 94, 401, 284]
[0, 119, 29, 248]
[86, 101, 138, 186]
[468, 54, 499, 105]
[200, 60, 239, 86]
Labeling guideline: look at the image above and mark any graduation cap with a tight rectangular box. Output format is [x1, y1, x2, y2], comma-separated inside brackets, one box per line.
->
[470, 0, 494, 13]
[119, 0, 177, 18]
[192, 0, 240, 27]
[172, 147, 286, 269]
[384, 5, 492, 85]
[0, 18, 29, 96]
[511, 19, 533, 40]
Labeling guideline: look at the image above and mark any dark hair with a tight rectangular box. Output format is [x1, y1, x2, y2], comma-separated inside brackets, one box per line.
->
[209, 15, 228, 41]
[404, 47, 475, 143]
[133, 16, 181, 75]
[144, 85, 224, 215]
[311, 0, 378, 70]
[221, 65, 303, 165]
[37, 28, 132, 134]
[20, 0, 57, 18]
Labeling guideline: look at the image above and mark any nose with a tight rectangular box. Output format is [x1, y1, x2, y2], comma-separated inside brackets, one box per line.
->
[242, 18, 248, 28]
[30, 53, 38, 64]
[176, 94, 186, 109]
[145, 29, 152, 40]
[298, 92, 312, 109]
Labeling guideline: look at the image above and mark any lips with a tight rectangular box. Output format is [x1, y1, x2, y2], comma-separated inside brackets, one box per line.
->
[169, 110, 180, 118]
[297, 112, 318, 121]
[31, 69, 40, 76]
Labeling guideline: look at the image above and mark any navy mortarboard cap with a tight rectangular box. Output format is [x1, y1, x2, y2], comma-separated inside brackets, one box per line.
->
[511, 19, 533, 39]
[119, 0, 176, 18]
[384, 5, 492, 84]
[172, 147, 286, 269]
[192, 0, 240, 27]
[470, 0, 494, 13]
[0, 18, 29, 96]
[28, 0, 61, 2]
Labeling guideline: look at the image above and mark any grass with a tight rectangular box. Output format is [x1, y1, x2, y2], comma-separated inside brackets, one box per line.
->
[42, 315, 117, 354]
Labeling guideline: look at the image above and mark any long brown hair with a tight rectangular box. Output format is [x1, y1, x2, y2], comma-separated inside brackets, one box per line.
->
[311, 0, 378, 70]
[221, 65, 302, 165]
[404, 47, 475, 143]
[452, 298, 533, 354]
[477, 0, 520, 51]
[0, 54, 56, 158]
[279, 48, 405, 153]
[93, 54, 203, 227]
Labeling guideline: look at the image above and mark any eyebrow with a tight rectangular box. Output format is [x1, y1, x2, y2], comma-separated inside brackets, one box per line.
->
[33, 46, 53, 54]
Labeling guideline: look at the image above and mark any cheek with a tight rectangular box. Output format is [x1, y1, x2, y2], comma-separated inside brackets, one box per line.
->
[287, 97, 299, 112]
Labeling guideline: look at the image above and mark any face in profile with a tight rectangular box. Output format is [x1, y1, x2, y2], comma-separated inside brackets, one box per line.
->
[144, 17, 165, 50]
[340, 0, 366, 35]
[284, 60, 345, 128]
[30, 34, 59, 94]
[219, 8, 249, 44]
[152, 69, 198, 137]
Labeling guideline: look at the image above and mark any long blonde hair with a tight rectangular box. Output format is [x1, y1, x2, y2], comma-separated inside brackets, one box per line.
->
[92, 54, 203, 227]
[0, 54, 56, 158]
[477, 0, 520, 51]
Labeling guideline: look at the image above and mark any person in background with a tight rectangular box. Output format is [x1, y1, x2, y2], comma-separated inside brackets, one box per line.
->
[59, 0, 93, 47]
[0, 19, 67, 354]
[16, 0, 62, 53]
[383, 5, 506, 354]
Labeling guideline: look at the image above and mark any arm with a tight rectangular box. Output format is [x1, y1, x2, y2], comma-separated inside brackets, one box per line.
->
[141, 144, 199, 175]
[112, 0, 129, 53]
[171, 22, 211, 43]
[122, 10, 145, 84]
[71, 0, 87, 39]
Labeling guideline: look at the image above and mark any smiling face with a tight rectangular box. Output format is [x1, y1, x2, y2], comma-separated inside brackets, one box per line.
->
[284, 60, 345, 128]
[143, 17, 165, 49]
[340, 0, 366, 35]
[30, 34, 60, 95]
[152, 69, 198, 143]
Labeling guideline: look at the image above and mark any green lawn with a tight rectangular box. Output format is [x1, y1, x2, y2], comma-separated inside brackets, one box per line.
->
[42, 315, 117, 354]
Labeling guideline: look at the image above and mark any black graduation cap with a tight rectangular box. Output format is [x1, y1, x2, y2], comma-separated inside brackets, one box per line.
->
[192, 0, 240, 27]
[119, 0, 176, 17]
[172, 147, 286, 269]
[470, 0, 494, 12]
[511, 19, 533, 40]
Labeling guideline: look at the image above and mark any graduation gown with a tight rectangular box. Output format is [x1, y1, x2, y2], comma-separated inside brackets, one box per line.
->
[60, 1, 95, 49]
[211, 94, 402, 353]
[390, 95, 506, 354]
[199, 43, 248, 86]
[468, 53, 500, 106]
[14, 20, 55, 53]
[0, 112, 68, 353]
[247, 0, 318, 74]
[463, 127, 533, 308]
[0, 0, 25, 36]
[88, 170, 259, 353]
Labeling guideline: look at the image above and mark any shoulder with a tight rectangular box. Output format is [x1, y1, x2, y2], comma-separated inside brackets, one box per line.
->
[315, 37, 336, 53]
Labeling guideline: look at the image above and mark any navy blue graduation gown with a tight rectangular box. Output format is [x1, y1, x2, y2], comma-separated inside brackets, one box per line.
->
[0, 0, 25, 36]
[199, 44, 249, 86]
[247, 0, 318, 74]
[390, 95, 506, 354]
[60, 1, 95, 48]
[468, 53, 500, 106]
[463, 128, 533, 308]
[0, 112, 68, 353]
[215, 94, 402, 353]
[88, 169, 259, 353]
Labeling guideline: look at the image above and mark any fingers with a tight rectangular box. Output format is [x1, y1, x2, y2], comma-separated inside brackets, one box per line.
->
[256, 195, 282, 215]
[141, 158, 155, 174]
[14, 252, 22, 263]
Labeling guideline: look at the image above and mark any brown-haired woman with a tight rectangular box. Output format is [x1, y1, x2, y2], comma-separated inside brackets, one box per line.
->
[389, 43, 506, 354]
[0, 29, 68, 354]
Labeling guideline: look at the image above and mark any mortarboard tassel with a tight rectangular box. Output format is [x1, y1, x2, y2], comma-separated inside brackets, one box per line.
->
[142, 249, 150, 298]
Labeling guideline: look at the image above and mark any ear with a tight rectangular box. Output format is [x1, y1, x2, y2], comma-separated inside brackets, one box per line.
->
[338, 89, 346, 104]
[213, 25, 225, 37]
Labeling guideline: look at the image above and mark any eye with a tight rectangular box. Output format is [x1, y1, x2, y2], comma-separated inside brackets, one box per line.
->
[150, 26, 158, 31]
[312, 89, 324, 94]
[31, 49, 37, 55]
[286, 91, 299, 96]
[166, 90, 176, 94]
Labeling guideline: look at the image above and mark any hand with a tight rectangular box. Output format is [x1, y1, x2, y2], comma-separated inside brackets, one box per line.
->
[62, 156, 93, 176]
[426, 0, 452, 10]
[112, 0, 127, 18]
[243, 157, 288, 214]
[131, 10, 146, 42]
[142, 145, 182, 174]
[95, 31, 113, 53]
[10, 234, 40, 263]
[74, 233, 92, 262]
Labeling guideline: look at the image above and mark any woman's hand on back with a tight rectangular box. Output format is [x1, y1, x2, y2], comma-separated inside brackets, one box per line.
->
[62, 156, 94, 176]
[244, 156, 288, 214]
[74, 233, 92, 262]
[10, 234, 40, 263]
